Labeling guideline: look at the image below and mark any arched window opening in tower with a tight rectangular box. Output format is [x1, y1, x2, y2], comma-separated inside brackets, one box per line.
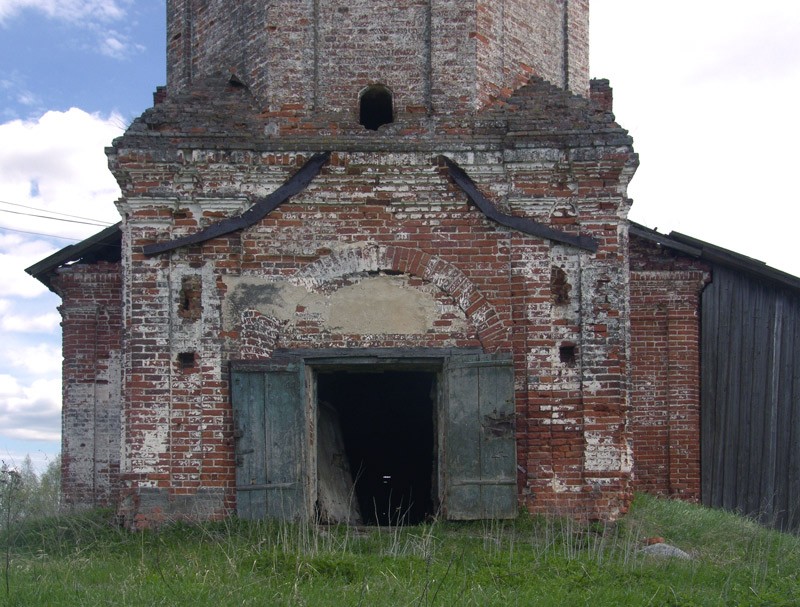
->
[359, 85, 394, 130]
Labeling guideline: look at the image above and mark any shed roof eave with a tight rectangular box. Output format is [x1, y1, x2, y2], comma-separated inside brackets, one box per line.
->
[629, 221, 800, 293]
[25, 222, 122, 291]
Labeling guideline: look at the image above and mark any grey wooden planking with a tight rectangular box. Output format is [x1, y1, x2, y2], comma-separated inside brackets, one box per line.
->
[775, 300, 796, 527]
[444, 354, 516, 520]
[232, 372, 267, 518]
[701, 266, 800, 530]
[788, 312, 800, 529]
[700, 272, 718, 506]
[232, 362, 306, 521]
[232, 351, 516, 523]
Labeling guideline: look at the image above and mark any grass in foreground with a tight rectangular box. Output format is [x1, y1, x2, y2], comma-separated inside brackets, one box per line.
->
[2, 494, 799, 606]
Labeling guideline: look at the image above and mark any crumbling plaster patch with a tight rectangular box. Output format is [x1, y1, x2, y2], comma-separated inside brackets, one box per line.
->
[584, 430, 632, 473]
[223, 273, 464, 335]
[328, 275, 445, 334]
[551, 477, 581, 494]
[124, 421, 169, 475]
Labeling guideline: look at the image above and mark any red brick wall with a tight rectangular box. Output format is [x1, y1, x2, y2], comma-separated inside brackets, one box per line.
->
[107, 118, 637, 525]
[52, 262, 123, 510]
[167, 0, 589, 116]
[53, 224, 713, 522]
[93, 2, 636, 526]
[629, 235, 709, 499]
[566, 0, 590, 94]
[476, 0, 590, 103]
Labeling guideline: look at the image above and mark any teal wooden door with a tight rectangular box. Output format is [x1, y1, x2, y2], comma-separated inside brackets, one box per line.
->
[232, 359, 306, 520]
[443, 353, 517, 519]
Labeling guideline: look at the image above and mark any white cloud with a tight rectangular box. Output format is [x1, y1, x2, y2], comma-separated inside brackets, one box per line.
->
[591, 0, 800, 278]
[677, 5, 800, 86]
[0, 1, 143, 63]
[0, 234, 60, 298]
[0, 0, 129, 25]
[0, 310, 60, 333]
[0, 108, 123, 240]
[98, 30, 146, 60]
[0, 73, 43, 119]
[0, 290, 61, 338]
[0, 374, 60, 442]
[16, 89, 40, 107]
[1, 343, 61, 374]
[0, 105, 125, 449]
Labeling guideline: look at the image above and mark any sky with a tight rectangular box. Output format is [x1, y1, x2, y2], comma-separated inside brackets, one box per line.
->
[1, 0, 798, 471]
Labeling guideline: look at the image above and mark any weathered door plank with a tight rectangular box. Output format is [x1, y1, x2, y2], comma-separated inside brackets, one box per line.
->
[232, 361, 306, 521]
[444, 354, 516, 519]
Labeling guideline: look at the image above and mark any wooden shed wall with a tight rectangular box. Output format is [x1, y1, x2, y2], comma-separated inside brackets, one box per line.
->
[701, 266, 800, 530]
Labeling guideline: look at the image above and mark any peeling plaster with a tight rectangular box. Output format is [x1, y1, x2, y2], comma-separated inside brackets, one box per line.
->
[584, 430, 624, 473]
[223, 273, 464, 335]
[551, 477, 581, 493]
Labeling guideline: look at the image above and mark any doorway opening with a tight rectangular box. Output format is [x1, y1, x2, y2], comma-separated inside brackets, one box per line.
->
[316, 370, 436, 526]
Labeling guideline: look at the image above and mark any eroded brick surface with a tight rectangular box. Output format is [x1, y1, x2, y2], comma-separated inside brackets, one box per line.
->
[629, 235, 710, 500]
[51, 1, 703, 526]
[53, 263, 123, 510]
[167, 0, 589, 116]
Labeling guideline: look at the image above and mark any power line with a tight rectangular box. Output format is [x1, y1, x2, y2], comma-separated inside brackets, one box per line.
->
[0, 199, 110, 224]
[0, 208, 109, 227]
[0, 225, 87, 242]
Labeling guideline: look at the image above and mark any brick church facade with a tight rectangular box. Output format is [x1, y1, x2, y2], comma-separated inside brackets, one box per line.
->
[30, 0, 719, 527]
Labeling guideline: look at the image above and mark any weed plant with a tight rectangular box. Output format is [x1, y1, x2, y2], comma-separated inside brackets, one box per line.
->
[1, 494, 798, 606]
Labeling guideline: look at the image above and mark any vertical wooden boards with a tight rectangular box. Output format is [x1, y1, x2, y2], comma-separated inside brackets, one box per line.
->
[701, 267, 800, 530]
[721, 276, 742, 510]
[232, 361, 306, 521]
[774, 299, 796, 529]
[788, 311, 800, 530]
[232, 371, 267, 519]
[232, 351, 517, 523]
[700, 273, 719, 506]
[443, 353, 516, 520]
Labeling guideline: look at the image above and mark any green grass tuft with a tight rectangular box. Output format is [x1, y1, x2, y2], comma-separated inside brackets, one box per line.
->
[1, 494, 798, 606]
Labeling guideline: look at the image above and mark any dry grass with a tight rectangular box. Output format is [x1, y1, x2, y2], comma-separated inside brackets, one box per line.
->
[1, 494, 799, 606]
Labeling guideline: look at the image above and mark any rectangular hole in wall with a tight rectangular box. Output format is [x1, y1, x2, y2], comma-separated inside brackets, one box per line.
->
[179, 276, 202, 320]
[559, 343, 577, 366]
[178, 352, 196, 372]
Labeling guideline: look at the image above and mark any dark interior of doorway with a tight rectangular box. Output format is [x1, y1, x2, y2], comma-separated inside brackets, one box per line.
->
[317, 370, 435, 526]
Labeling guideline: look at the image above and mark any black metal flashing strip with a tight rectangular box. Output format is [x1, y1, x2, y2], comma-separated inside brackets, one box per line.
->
[629, 222, 703, 258]
[438, 155, 598, 252]
[143, 152, 331, 255]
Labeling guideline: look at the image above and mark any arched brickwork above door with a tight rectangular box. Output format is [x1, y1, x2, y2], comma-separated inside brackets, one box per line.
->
[289, 243, 508, 351]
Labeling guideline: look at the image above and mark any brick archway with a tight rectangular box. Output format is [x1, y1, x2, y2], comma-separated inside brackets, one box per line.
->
[289, 243, 507, 350]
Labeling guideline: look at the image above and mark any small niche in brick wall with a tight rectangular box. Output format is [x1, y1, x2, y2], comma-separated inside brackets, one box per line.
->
[179, 276, 202, 320]
[359, 84, 393, 131]
[178, 352, 196, 372]
[559, 343, 577, 366]
[550, 266, 572, 305]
